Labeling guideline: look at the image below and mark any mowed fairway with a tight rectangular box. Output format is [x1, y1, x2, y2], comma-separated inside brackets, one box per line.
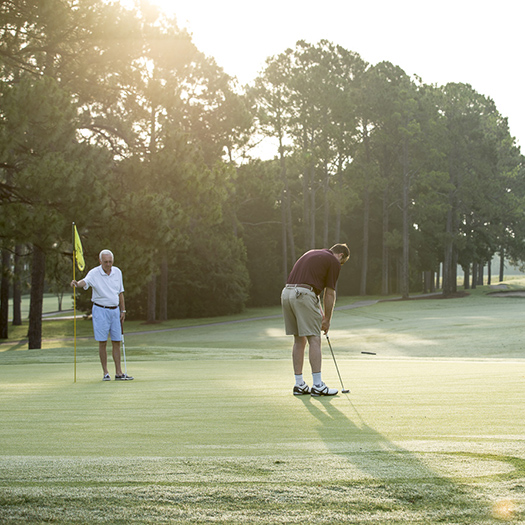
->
[1, 289, 524, 523]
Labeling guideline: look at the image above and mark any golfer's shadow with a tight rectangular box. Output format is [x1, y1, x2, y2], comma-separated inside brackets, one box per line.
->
[296, 396, 489, 517]
[298, 395, 407, 461]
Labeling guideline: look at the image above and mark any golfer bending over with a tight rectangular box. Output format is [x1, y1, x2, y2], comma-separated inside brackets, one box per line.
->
[71, 249, 133, 381]
[281, 243, 350, 396]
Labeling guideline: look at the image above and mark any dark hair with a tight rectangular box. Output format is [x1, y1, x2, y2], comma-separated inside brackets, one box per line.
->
[330, 243, 350, 259]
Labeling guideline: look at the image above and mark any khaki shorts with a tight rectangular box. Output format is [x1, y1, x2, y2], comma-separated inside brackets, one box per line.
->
[281, 286, 322, 337]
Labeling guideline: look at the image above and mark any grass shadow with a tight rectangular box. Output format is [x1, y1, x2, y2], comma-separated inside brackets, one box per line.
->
[297, 395, 500, 522]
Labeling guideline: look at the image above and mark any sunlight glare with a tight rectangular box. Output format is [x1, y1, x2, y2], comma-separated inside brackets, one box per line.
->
[492, 498, 517, 521]
[122, 0, 273, 84]
[115, 0, 525, 149]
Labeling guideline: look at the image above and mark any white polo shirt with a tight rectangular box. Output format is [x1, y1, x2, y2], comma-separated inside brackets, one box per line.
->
[83, 265, 124, 307]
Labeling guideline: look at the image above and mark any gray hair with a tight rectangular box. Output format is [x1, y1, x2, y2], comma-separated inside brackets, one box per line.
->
[99, 249, 114, 260]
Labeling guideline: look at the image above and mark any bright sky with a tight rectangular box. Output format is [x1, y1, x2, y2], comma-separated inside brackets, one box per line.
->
[147, 0, 524, 150]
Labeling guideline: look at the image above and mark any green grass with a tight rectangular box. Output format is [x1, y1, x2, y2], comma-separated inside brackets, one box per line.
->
[1, 286, 524, 523]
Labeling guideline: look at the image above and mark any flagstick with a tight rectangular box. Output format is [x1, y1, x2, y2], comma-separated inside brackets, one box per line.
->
[72, 223, 77, 383]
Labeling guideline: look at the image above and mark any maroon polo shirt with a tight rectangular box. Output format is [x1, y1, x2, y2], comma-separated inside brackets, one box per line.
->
[286, 249, 341, 295]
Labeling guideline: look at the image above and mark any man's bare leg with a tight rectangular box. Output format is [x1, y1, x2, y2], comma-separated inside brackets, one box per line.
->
[292, 336, 307, 374]
[99, 341, 109, 376]
[112, 340, 123, 376]
[292, 335, 322, 374]
[307, 335, 322, 374]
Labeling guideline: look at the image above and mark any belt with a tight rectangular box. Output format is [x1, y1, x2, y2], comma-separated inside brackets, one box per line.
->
[93, 303, 118, 310]
[286, 284, 315, 293]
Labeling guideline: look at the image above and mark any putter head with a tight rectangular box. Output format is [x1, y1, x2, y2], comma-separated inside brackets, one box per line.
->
[342, 389, 350, 394]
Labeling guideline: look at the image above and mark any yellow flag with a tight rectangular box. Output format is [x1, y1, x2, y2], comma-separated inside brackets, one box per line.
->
[74, 225, 85, 271]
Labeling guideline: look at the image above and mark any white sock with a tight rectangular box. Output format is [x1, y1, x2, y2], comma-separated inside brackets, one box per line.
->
[312, 372, 322, 386]
[295, 374, 304, 386]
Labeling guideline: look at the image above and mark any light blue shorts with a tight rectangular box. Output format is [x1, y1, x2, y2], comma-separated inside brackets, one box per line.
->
[92, 304, 122, 342]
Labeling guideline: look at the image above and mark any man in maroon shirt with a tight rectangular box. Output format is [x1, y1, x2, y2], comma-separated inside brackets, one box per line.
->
[281, 244, 350, 396]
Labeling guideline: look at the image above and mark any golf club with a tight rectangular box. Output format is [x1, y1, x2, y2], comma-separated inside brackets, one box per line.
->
[361, 351, 376, 355]
[121, 321, 127, 376]
[325, 334, 350, 393]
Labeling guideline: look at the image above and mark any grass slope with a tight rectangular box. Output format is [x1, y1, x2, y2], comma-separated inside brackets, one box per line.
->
[0, 287, 524, 523]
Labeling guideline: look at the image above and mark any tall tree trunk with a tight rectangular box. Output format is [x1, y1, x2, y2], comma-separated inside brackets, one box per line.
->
[401, 186, 409, 299]
[397, 255, 402, 294]
[308, 160, 316, 249]
[286, 188, 295, 265]
[28, 245, 46, 349]
[487, 259, 491, 285]
[443, 242, 456, 295]
[279, 145, 288, 281]
[12, 245, 23, 326]
[147, 276, 156, 323]
[334, 211, 341, 244]
[381, 186, 389, 296]
[463, 265, 470, 289]
[147, 101, 158, 323]
[281, 193, 288, 281]
[279, 143, 295, 278]
[302, 130, 310, 249]
[0, 249, 10, 339]
[499, 248, 505, 282]
[444, 153, 460, 296]
[471, 262, 477, 289]
[302, 167, 309, 248]
[359, 186, 369, 296]
[452, 249, 458, 292]
[322, 161, 329, 247]
[423, 271, 432, 293]
[302, 129, 316, 250]
[159, 253, 168, 321]
[361, 121, 372, 296]
[443, 194, 458, 296]
[478, 263, 484, 285]
[334, 160, 343, 242]
[400, 141, 410, 299]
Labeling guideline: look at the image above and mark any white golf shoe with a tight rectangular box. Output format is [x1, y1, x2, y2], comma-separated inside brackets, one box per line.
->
[293, 382, 311, 395]
[115, 374, 134, 380]
[311, 382, 338, 396]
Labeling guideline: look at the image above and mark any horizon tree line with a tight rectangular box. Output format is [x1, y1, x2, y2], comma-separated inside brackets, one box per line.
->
[0, 0, 523, 348]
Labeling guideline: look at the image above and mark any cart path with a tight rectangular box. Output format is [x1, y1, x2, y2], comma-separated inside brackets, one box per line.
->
[4, 298, 384, 344]
[5, 292, 461, 343]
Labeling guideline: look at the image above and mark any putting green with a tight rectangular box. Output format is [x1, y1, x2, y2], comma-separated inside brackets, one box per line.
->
[1, 358, 523, 460]
[1, 291, 524, 523]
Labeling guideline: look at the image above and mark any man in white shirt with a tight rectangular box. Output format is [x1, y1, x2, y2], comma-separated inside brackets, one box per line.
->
[71, 249, 133, 381]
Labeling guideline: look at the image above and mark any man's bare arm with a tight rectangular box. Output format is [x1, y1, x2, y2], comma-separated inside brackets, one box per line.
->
[322, 287, 336, 333]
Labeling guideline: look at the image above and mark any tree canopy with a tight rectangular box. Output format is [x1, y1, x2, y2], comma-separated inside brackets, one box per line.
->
[1, 0, 523, 346]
